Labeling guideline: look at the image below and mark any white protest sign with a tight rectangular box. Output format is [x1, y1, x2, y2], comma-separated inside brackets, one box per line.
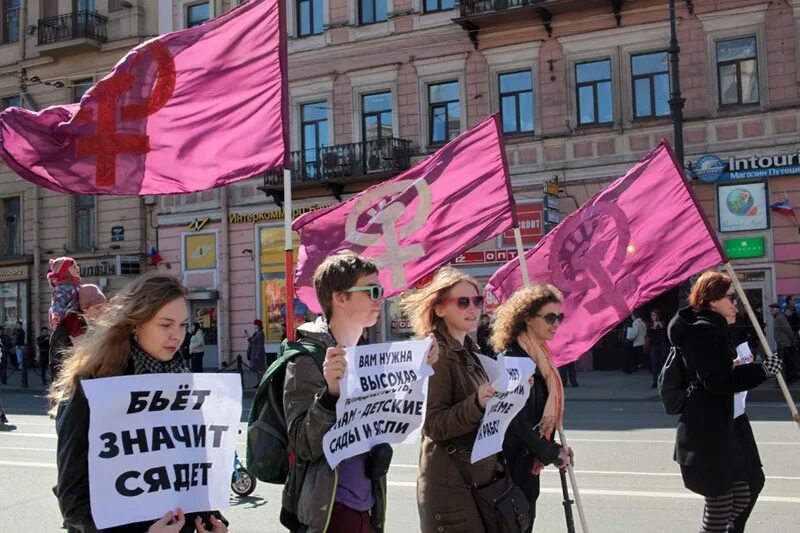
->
[323, 339, 433, 469]
[734, 342, 752, 419]
[81, 373, 242, 529]
[471, 354, 536, 464]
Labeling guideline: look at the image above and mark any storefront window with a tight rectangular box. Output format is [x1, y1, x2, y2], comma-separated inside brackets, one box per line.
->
[0, 281, 26, 329]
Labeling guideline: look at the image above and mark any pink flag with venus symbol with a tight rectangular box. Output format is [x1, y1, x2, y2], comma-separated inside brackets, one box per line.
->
[293, 114, 518, 314]
[487, 141, 726, 367]
[0, 0, 287, 195]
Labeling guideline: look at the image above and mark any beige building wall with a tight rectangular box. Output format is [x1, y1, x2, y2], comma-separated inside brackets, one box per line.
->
[0, 1, 161, 340]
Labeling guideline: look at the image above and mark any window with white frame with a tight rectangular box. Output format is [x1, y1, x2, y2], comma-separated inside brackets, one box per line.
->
[576, 59, 613, 126]
[0, 196, 20, 258]
[298, 0, 324, 36]
[362, 92, 392, 141]
[301, 102, 329, 179]
[360, 0, 386, 24]
[631, 51, 670, 119]
[716, 37, 759, 106]
[428, 81, 460, 145]
[72, 79, 93, 103]
[499, 71, 534, 134]
[73, 195, 95, 252]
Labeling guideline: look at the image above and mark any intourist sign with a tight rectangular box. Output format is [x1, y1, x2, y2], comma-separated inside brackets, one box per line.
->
[694, 152, 800, 183]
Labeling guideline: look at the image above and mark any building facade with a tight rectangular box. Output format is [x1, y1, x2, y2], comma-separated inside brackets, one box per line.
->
[155, 0, 800, 366]
[0, 1, 161, 350]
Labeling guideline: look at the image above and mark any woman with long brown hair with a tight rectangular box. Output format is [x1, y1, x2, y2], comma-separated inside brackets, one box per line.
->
[401, 267, 497, 533]
[669, 271, 782, 532]
[491, 284, 572, 531]
[50, 274, 228, 533]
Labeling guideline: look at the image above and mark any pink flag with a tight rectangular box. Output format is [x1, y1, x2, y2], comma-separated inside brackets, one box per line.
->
[0, 0, 287, 195]
[487, 141, 725, 367]
[294, 114, 517, 313]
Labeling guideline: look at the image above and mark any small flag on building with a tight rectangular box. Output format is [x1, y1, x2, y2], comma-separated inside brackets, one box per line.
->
[149, 246, 164, 266]
[770, 198, 796, 218]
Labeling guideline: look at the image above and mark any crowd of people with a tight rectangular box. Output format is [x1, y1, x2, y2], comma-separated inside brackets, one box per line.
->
[0, 250, 791, 532]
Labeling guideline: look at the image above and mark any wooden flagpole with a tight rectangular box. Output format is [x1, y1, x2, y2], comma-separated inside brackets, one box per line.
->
[514, 228, 590, 532]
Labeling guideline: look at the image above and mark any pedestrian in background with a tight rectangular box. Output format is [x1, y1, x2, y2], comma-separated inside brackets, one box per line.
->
[14, 320, 26, 371]
[189, 322, 205, 373]
[246, 319, 266, 379]
[402, 267, 496, 533]
[624, 311, 647, 374]
[668, 271, 782, 533]
[648, 309, 669, 388]
[492, 284, 573, 531]
[476, 313, 493, 356]
[49, 274, 228, 533]
[37, 326, 51, 385]
[770, 303, 798, 384]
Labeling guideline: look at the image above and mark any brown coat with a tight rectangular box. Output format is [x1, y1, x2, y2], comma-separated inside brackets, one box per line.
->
[417, 329, 499, 533]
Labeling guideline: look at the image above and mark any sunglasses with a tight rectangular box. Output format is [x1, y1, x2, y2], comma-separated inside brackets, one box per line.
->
[345, 284, 384, 301]
[536, 312, 565, 325]
[724, 293, 737, 303]
[441, 296, 485, 309]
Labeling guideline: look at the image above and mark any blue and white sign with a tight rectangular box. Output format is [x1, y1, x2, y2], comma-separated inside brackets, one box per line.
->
[692, 151, 800, 183]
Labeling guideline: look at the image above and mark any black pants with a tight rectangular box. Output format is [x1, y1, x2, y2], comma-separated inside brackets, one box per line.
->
[650, 345, 669, 384]
[558, 362, 578, 386]
[778, 346, 798, 383]
[624, 346, 644, 373]
[191, 352, 204, 373]
[38, 349, 49, 384]
[508, 459, 539, 533]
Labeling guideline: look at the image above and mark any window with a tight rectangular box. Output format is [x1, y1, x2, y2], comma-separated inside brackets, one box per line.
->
[2, 95, 19, 109]
[716, 37, 759, 106]
[576, 59, 613, 126]
[186, 2, 210, 28]
[0, 197, 20, 258]
[424, 0, 453, 13]
[360, 0, 386, 25]
[109, 0, 127, 11]
[117, 256, 141, 275]
[428, 81, 460, 145]
[362, 92, 392, 141]
[301, 102, 328, 178]
[499, 71, 534, 134]
[297, 0, 323, 37]
[73, 195, 95, 252]
[72, 79, 93, 103]
[3, 0, 20, 44]
[631, 52, 669, 119]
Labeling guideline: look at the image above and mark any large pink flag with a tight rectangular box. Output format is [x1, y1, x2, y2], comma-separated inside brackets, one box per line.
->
[294, 114, 517, 313]
[487, 141, 725, 366]
[0, 0, 287, 195]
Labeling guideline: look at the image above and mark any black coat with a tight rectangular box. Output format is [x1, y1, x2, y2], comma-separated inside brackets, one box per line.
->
[56, 357, 227, 533]
[667, 307, 767, 496]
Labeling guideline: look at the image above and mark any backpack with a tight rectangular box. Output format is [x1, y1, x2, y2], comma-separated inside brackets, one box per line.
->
[657, 346, 696, 415]
[246, 338, 326, 483]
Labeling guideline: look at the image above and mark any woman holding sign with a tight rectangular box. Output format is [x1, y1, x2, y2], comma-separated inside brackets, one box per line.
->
[49, 274, 228, 533]
[668, 272, 781, 533]
[491, 284, 573, 532]
[402, 268, 502, 533]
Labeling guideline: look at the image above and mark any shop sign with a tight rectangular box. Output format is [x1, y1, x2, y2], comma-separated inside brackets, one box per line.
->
[693, 151, 800, 183]
[453, 249, 519, 265]
[0, 265, 28, 280]
[724, 237, 765, 259]
[501, 204, 542, 246]
[229, 203, 333, 225]
[187, 217, 211, 232]
[80, 263, 116, 277]
[111, 225, 124, 242]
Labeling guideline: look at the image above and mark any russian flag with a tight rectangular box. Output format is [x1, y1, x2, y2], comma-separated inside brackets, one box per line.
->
[770, 199, 796, 217]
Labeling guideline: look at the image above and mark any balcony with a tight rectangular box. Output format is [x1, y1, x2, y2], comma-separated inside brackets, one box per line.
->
[454, 0, 623, 48]
[37, 11, 108, 55]
[260, 138, 412, 201]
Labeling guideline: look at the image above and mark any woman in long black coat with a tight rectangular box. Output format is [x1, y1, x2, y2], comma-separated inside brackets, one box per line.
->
[667, 271, 782, 532]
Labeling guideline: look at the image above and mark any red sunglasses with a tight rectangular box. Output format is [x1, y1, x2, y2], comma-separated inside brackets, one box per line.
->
[440, 296, 485, 309]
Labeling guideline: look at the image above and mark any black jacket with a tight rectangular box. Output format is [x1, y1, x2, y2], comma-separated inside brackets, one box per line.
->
[14, 327, 25, 346]
[668, 307, 766, 487]
[501, 345, 562, 474]
[56, 357, 227, 533]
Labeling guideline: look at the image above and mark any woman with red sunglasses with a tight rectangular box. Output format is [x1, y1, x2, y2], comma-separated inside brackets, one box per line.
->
[401, 267, 498, 533]
[491, 284, 573, 532]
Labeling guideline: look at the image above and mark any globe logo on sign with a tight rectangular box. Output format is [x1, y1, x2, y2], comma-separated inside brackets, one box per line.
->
[694, 155, 725, 183]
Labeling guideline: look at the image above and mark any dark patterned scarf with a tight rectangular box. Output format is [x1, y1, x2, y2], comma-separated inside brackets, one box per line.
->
[130, 342, 188, 375]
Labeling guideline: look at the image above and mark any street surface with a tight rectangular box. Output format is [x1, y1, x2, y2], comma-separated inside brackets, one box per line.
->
[1, 394, 798, 532]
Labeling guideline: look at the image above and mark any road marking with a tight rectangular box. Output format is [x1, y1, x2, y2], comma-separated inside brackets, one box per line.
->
[0, 460, 54, 469]
[384, 482, 800, 502]
[0, 446, 56, 453]
[566, 438, 798, 446]
[0, 432, 57, 439]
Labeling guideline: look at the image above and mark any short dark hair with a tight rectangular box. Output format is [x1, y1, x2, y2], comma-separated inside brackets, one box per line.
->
[313, 251, 379, 321]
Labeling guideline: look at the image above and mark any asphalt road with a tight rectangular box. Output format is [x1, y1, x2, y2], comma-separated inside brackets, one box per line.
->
[1, 394, 798, 532]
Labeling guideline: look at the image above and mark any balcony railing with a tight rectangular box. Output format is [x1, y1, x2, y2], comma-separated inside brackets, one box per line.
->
[264, 137, 412, 187]
[459, 0, 545, 17]
[38, 11, 108, 46]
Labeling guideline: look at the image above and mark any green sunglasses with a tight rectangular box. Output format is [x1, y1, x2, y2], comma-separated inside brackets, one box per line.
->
[345, 284, 384, 301]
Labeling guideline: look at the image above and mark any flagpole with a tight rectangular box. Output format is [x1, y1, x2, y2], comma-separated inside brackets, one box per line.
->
[724, 263, 800, 429]
[284, 168, 296, 342]
[513, 229, 590, 532]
